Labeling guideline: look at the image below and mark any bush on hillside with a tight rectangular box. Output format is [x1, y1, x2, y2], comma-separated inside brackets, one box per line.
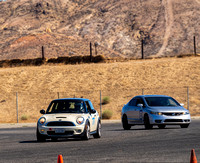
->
[21, 115, 28, 121]
[102, 96, 110, 105]
[102, 110, 113, 119]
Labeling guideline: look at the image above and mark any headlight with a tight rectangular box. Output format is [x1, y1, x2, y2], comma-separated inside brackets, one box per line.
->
[39, 117, 46, 125]
[76, 117, 84, 125]
[150, 111, 162, 115]
[184, 112, 190, 115]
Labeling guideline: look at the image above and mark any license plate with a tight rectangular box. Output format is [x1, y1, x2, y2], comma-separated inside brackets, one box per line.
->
[55, 129, 65, 133]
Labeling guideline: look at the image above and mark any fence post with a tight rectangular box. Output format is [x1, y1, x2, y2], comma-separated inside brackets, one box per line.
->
[141, 39, 144, 59]
[142, 89, 144, 95]
[100, 90, 102, 119]
[90, 42, 92, 62]
[57, 92, 60, 99]
[194, 36, 197, 56]
[16, 92, 19, 123]
[42, 46, 45, 60]
[187, 87, 189, 110]
[94, 42, 98, 55]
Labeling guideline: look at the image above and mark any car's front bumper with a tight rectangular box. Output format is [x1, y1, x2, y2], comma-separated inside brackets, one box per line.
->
[37, 124, 85, 138]
[149, 114, 191, 125]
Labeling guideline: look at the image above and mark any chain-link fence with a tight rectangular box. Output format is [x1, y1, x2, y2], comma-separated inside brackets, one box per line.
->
[0, 86, 200, 123]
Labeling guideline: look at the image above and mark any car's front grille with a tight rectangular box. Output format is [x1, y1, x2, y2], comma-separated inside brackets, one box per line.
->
[47, 131, 74, 136]
[164, 119, 183, 122]
[46, 121, 75, 126]
[162, 112, 183, 116]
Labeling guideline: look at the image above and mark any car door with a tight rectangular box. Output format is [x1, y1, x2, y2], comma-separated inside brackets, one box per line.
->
[126, 98, 139, 123]
[134, 98, 145, 123]
[85, 101, 98, 132]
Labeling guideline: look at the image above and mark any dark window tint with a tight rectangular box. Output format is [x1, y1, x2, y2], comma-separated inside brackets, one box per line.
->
[46, 100, 86, 113]
[85, 101, 92, 113]
[129, 99, 137, 106]
[145, 97, 180, 107]
[135, 98, 145, 106]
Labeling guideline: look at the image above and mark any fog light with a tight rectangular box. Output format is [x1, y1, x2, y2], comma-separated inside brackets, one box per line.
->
[76, 129, 82, 133]
[40, 129, 45, 133]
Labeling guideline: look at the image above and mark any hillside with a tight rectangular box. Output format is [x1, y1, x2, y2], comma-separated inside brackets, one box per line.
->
[0, 56, 200, 123]
[0, 0, 200, 60]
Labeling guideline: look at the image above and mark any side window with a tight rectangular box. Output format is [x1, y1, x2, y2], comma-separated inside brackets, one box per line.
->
[136, 98, 145, 106]
[168, 99, 177, 106]
[129, 98, 137, 106]
[88, 101, 95, 110]
[85, 101, 92, 113]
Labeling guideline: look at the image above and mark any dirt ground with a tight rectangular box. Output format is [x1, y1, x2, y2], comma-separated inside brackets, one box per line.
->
[0, 56, 200, 123]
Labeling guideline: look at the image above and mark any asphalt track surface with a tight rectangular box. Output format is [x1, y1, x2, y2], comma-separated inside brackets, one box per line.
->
[0, 120, 200, 163]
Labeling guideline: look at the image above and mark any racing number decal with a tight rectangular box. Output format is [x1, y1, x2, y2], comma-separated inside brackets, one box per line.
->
[92, 117, 95, 125]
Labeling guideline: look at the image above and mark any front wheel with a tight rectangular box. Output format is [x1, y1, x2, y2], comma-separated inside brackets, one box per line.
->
[51, 138, 58, 141]
[36, 128, 46, 142]
[144, 115, 153, 129]
[82, 123, 90, 140]
[158, 125, 166, 129]
[122, 115, 131, 130]
[93, 122, 101, 138]
[180, 124, 189, 128]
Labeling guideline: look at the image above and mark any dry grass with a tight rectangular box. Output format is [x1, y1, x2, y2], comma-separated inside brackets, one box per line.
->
[0, 56, 200, 123]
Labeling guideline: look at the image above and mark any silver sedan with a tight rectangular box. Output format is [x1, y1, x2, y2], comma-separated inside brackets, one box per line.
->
[121, 95, 191, 130]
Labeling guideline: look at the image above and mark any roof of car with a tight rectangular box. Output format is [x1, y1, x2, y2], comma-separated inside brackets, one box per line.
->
[135, 95, 171, 98]
[52, 98, 90, 101]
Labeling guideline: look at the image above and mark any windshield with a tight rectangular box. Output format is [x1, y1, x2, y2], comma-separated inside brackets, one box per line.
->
[46, 100, 86, 114]
[145, 97, 180, 107]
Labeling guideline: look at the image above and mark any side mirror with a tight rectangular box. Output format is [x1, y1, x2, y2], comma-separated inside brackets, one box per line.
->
[90, 110, 96, 114]
[137, 104, 143, 107]
[40, 109, 45, 114]
[180, 103, 184, 106]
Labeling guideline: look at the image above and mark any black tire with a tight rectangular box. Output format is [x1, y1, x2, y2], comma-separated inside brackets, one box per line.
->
[180, 124, 189, 128]
[51, 137, 58, 141]
[158, 125, 166, 129]
[93, 122, 101, 138]
[144, 115, 153, 129]
[122, 115, 131, 130]
[36, 128, 46, 142]
[82, 123, 90, 140]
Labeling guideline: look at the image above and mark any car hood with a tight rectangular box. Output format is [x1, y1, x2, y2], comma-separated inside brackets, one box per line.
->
[41, 113, 89, 123]
[147, 106, 189, 112]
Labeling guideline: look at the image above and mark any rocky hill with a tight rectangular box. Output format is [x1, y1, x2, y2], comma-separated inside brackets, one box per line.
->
[0, 0, 199, 60]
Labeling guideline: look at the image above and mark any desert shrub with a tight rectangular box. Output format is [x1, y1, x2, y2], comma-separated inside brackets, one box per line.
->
[92, 55, 105, 63]
[21, 115, 28, 121]
[102, 110, 113, 119]
[102, 96, 110, 105]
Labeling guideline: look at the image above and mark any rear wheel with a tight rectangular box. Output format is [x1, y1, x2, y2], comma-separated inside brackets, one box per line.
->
[158, 125, 166, 129]
[93, 122, 101, 138]
[82, 123, 90, 140]
[180, 124, 189, 128]
[122, 115, 131, 130]
[144, 115, 153, 129]
[36, 128, 46, 142]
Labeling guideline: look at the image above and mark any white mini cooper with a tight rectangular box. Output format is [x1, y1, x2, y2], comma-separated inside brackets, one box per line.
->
[37, 98, 101, 141]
